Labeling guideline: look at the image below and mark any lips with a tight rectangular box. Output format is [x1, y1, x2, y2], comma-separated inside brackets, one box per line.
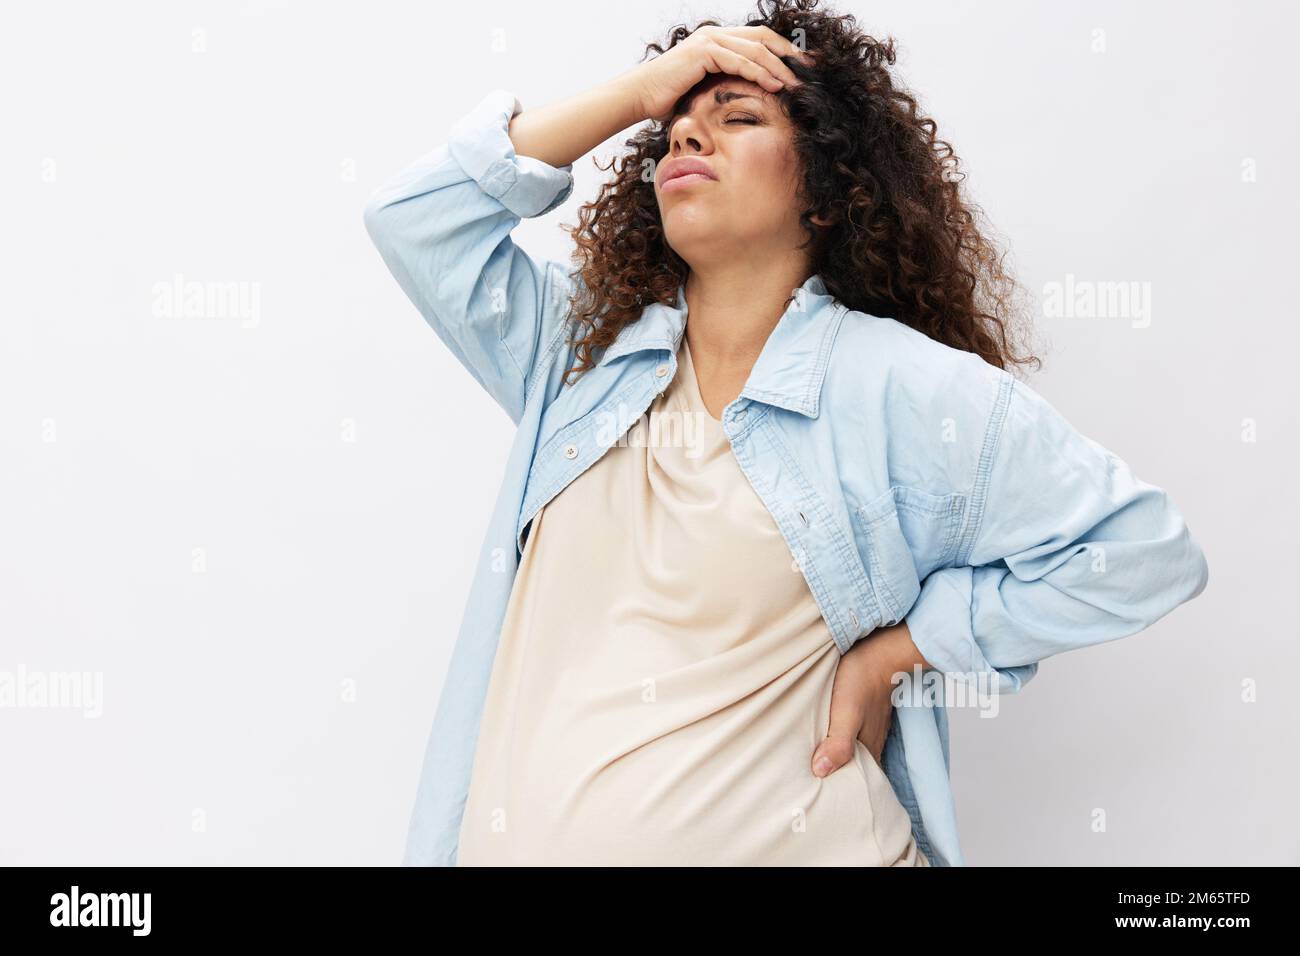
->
[659, 157, 717, 190]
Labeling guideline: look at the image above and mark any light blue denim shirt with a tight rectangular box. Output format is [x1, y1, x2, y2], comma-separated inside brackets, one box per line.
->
[363, 88, 1210, 867]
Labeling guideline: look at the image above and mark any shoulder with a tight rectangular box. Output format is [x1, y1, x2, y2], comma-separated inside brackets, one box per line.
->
[824, 307, 1016, 492]
[829, 307, 1011, 418]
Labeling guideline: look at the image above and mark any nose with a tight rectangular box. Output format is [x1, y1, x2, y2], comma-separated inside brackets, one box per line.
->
[669, 112, 711, 157]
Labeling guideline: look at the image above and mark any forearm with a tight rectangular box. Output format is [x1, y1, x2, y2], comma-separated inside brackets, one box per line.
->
[861, 622, 933, 682]
[363, 89, 577, 423]
[507, 72, 646, 169]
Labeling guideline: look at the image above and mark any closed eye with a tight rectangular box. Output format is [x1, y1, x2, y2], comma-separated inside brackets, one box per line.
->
[724, 114, 759, 125]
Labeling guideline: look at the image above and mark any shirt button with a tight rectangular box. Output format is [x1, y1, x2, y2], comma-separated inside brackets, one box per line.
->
[655, 364, 669, 377]
[735, 408, 747, 421]
[563, 443, 578, 459]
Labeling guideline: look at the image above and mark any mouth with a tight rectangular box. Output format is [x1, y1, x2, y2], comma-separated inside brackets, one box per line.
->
[660, 172, 716, 193]
[659, 159, 718, 193]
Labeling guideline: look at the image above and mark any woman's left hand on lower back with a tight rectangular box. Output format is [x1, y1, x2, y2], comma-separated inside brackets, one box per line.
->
[812, 622, 927, 777]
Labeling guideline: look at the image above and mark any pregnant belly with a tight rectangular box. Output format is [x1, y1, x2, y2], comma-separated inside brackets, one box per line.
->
[457, 630, 922, 866]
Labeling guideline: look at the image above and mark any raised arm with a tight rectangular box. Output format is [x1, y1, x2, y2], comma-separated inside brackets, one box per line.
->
[361, 78, 644, 424]
[362, 29, 811, 425]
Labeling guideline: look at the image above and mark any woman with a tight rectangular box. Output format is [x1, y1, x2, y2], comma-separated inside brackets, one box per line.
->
[364, 0, 1209, 866]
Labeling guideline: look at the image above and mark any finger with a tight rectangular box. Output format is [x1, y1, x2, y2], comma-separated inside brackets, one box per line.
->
[712, 32, 802, 87]
[732, 24, 817, 65]
[703, 42, 785, 94]
[827, 686, 868, 754]
[811, 732, 853, 777]
[812, 656, 870, 777]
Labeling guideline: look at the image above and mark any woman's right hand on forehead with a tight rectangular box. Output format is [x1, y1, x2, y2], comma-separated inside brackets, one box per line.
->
[625, 25, 815, 125]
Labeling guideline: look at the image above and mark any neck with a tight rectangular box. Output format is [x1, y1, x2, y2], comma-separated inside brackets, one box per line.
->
[682, 253, 813, 372]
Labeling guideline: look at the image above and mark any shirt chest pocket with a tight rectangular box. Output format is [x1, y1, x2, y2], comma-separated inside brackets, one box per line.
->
[854, 485, 967, 625]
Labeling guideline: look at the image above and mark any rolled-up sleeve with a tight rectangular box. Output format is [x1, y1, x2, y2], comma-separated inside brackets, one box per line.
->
[905, 368, 1210, 692]
[362, 89, 576, 424]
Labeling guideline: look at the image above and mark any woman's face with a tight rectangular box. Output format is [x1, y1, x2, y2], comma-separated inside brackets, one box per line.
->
[654, 73, 810, 269]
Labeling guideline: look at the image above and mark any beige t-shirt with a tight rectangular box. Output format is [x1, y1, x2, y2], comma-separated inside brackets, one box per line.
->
[456, 333, 928, 866]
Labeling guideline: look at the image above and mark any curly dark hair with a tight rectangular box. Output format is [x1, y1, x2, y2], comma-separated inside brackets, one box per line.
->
[558, 0, 1039, 385]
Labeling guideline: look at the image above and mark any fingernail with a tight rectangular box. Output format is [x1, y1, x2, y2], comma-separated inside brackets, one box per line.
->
[814, 756, 833, 776]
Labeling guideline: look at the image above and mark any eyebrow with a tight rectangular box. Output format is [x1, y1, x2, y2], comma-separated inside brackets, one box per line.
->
[667, 87, 765, 135]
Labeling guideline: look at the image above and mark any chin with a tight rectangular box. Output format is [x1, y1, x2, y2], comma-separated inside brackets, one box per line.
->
[662, 208, 725, 258]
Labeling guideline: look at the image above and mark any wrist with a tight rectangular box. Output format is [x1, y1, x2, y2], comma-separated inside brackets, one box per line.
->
[865, 621, 931, 684]
[601, 68, 650, 127]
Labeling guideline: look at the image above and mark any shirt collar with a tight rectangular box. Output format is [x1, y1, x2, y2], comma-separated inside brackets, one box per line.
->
[594, 272, 845, 418]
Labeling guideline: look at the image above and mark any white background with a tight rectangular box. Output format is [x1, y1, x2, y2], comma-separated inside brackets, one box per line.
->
[1, 0, 1294, 865]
